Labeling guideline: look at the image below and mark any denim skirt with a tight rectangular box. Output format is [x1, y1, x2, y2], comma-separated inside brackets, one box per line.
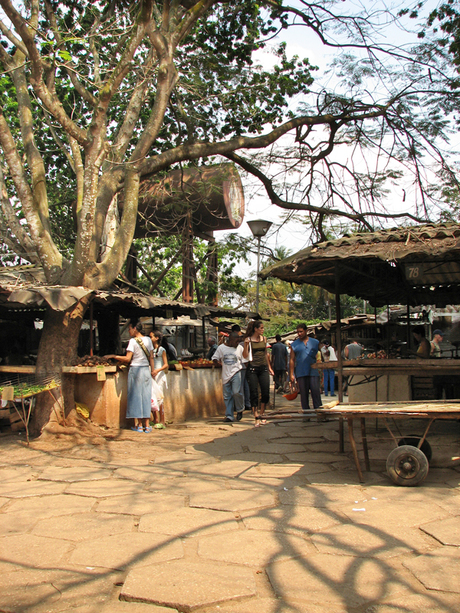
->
[126, 366, 152, 419]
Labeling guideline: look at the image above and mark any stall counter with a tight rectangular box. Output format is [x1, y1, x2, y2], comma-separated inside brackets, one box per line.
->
[65, 365, 225, 428]
[313, 359, 460, 402]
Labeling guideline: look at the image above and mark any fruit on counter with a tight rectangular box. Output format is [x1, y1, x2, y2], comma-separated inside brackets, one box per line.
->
[74, 355, 112, 367]
[363, 350, 387, 359]
[179, 358, 215, 367]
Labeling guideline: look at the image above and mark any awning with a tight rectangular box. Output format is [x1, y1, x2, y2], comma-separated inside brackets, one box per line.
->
[0, 265, 255, 320]
[260, 223, 460, 307]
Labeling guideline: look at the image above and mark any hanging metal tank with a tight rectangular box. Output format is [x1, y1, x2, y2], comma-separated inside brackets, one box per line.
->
[126, 164, 245, 238]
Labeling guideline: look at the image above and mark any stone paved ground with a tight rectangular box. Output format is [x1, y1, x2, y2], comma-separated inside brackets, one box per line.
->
[1, 394, 460, 613]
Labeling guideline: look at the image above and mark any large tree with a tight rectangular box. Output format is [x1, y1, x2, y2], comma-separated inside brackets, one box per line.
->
[0, 0, 458, 429]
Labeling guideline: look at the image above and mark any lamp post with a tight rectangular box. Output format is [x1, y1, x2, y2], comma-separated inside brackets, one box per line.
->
[247, 219, 272, 314]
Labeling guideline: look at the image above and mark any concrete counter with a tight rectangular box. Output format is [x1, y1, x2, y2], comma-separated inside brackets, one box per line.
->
[71, 367, 225, 428]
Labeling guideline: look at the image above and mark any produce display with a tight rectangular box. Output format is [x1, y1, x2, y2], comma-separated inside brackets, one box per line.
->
[178, 358, 215, 368]
[363, 350, 388, 359]
[73, 355, 112, 367]
[0, 379, 59, 399]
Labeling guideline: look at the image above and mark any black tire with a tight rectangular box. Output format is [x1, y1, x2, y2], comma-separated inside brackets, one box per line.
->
[386, 445, 429, 486]
[398, 436, 432, 462]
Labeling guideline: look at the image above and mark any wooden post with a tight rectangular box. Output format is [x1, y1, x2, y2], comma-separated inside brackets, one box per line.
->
[89, 302, 94, 357]
[335, 265, 344, 453]
[182, 215, 194, 303]
[206, 241, 218, 306]
[348, 417, 364, 483]
[202, 317, 207, 352]
[335, 268, 343, 403]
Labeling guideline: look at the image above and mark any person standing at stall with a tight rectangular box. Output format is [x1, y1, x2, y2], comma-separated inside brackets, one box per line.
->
[149, 330, 169, 428]
[343, 339, 363, 395]
[430, 329, 444, 358]
[213, 332, 245, 422]
[321, 338, 337, 397]
[206, 337, 218, 360]
[412, 325, 431, 359]
[344, 340, 363, 360]
[161, 336, 177, 361]
[243, 320, 274, 427]
[105, 319, 154, 433]
[290, 324, 322, 412]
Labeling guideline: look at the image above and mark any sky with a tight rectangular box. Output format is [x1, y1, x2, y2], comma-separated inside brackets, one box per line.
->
[225, 0, 449, 279]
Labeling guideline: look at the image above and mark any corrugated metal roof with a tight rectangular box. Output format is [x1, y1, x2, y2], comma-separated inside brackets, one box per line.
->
[260, 223, 460, 307]
[0, 266, 254, 319]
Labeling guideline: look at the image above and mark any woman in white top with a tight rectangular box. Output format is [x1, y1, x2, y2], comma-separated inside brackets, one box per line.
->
[149, 330, 169, 427]
[321, 339, 337, 397]
[105, 319, 154, 432]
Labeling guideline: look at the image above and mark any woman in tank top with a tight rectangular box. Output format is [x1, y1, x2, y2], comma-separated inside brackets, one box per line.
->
[243, 320, 274, 427]
[105, 319, 154, 433]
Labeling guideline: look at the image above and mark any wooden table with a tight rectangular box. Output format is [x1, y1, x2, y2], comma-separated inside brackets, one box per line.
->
[313, 358, 460, 375]
[317, 401, 460, 485]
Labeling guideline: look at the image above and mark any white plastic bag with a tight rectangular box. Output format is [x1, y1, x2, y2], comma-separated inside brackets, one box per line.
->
[151, 377, 163, 411]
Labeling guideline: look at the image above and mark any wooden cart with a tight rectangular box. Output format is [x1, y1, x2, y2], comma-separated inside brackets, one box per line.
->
[317, 401, 460, 486]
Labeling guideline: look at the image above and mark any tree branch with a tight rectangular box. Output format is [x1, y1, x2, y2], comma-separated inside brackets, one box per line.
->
[138, 104, 394, 177]
[0, 163, 40, 264]
[87, 169, 140, 288]
[0, 0, 89, 145]
[0, 109, 62, 272]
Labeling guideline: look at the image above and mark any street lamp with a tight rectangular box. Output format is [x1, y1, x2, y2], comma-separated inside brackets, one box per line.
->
[247, 219, 272, 314]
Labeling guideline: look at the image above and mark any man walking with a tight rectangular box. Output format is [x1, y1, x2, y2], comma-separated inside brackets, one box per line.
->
[271, 334, 288, 392]
[289, 324, 322, 412]
[213, 332, 245, 422]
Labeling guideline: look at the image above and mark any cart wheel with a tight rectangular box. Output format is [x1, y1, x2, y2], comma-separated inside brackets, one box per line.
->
[386, 445, 429, 486]
[398, 436, 432, 462]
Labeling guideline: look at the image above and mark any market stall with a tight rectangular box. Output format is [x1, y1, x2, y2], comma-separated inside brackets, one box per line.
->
[260, 223, 460, 404]
[63, 362, 223, 427]
[0, 267, 254, 429]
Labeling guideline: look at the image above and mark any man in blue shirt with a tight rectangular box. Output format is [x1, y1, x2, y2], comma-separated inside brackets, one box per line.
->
[289, 323, 322, 412]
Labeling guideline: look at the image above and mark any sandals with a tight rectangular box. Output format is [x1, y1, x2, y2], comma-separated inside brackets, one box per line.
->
[144, 426, 153, 433]
[254, 415, 266, 427]
[131, 425, 143, 432]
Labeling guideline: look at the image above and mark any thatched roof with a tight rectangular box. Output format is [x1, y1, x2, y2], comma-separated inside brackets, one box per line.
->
[260, 224, 460, 307]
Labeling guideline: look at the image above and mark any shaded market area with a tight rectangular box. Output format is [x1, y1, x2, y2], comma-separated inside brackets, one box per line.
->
[260, 223, 460, 489]
[261, 223, 460, 405]
[0, 264, 257, 433]
[0, 162, 251, 434]
[1, 392, 460, 612]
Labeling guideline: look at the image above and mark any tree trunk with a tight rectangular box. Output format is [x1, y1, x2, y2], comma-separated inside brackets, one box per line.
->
[32, 298, 90, 435]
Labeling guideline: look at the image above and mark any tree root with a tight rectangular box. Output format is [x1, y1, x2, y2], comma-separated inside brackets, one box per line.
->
[39, 410, 108, 444]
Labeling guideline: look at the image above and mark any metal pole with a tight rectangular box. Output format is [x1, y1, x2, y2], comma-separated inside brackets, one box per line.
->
[256, 236, 261, 314]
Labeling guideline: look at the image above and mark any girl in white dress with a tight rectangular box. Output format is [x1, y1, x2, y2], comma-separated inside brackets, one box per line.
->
[149, 330, 169, 427]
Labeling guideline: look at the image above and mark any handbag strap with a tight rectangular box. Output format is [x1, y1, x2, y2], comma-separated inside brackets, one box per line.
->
[135, 337, 151, 361]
